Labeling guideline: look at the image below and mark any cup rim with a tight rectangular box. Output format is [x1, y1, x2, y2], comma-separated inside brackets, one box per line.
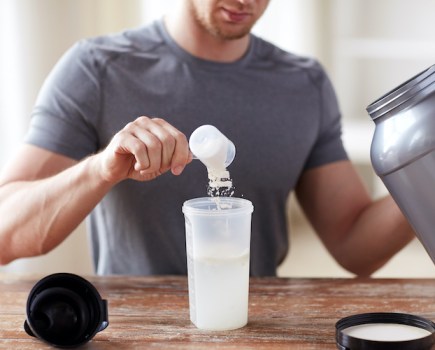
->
[182, 197, 253, 216]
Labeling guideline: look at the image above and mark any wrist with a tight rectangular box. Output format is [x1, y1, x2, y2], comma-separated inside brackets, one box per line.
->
[85, 153, 121, 190]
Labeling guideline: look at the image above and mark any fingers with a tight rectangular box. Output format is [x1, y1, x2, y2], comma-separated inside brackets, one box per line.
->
[109, 116, 189, 181]
[151, 118, 190, 175]
[126, 120, 165, 172]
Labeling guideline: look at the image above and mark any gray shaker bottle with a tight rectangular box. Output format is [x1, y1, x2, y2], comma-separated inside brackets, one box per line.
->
[367, 64, 435, 263]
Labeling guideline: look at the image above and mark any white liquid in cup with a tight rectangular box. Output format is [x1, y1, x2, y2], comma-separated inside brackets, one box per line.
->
[183, 197, 253, 331]
[188, 251, 250, 330]
[343, 323, 432, 341]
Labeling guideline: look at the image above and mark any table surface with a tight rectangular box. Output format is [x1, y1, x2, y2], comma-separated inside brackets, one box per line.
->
[1, 275, 435, 349]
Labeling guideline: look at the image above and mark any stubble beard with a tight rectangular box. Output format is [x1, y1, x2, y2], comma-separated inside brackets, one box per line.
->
[193, 9, 253, 41]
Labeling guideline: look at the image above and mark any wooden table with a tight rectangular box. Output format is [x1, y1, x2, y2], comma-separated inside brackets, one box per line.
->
[1, 275, 435, 349]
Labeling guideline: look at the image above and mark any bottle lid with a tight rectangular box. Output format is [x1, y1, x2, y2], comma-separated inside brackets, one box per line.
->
[24, 273, 109, 348]
[367, 64, 435, 120]
[336, 312, 435, 350]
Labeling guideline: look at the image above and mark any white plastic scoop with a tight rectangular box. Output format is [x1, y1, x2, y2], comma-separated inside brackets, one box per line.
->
[189, 125, 236, 170]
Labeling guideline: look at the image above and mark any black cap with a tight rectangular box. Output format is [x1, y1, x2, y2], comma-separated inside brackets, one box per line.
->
[24, 273, 109, 348]
[336, 312, 435, 350]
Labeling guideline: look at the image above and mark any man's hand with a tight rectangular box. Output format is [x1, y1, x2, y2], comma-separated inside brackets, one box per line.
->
[98, 116, 191, 184]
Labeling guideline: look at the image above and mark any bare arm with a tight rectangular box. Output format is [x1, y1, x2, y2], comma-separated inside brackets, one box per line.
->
[0, 117, 191, 265]
[295, 160, 415, 276]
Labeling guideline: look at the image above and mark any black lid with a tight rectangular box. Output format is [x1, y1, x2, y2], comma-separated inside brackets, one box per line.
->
[336, 312, 435, 350]
[367, 64, 435, 120]
[24, 273, 109, 348]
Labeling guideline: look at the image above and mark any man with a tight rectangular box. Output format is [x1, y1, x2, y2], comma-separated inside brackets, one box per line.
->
[0, 0, 414, 276]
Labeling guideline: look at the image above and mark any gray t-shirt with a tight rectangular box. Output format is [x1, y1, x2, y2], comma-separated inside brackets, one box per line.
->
[25, 20, 347, 276]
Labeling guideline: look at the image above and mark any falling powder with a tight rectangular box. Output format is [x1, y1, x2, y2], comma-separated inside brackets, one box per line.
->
[188, 125, 236, 202]
[207, 168, 235, 203]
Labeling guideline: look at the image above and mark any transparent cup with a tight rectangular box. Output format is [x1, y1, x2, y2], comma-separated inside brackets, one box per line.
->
[182, 197, 254, 330]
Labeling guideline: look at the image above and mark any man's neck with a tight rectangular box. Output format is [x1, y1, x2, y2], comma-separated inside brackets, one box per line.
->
[164, 5, 250, 63]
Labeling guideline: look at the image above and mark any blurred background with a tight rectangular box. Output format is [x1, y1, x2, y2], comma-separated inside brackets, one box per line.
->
[0, 0, 434, 277]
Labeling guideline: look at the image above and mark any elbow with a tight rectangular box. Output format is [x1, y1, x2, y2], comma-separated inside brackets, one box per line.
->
[0, 257, 13, 266]
[0, 234, 14, 265]
[0, 256, 9, 266]
[0, 229, 48, 266]
[336, 255, 386, 278]
[347, 266, 377, 278]
[0, 249, 16, 266]
[328, 236, 390, 278]
[0, 240, 23, 266]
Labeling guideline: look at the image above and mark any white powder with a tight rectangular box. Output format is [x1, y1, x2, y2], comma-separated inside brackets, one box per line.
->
[189, 125, 236, 201]
[207, 167, 234, 201]
[190, 126, 229, 170]
[208, 169, 232, 188]
[343, 323, 432, 341]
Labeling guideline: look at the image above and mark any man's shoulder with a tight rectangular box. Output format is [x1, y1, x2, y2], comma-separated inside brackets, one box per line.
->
[250, 35, 326, 82]
[76, 20, 166, 62]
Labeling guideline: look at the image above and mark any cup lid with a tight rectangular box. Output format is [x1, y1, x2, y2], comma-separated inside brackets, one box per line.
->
[182, 197, 253, 216]
[24, 273, 109, 348]
[336, 312, 435, 350]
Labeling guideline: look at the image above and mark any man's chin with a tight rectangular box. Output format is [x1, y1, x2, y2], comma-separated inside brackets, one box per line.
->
[213, 26, 252, 40]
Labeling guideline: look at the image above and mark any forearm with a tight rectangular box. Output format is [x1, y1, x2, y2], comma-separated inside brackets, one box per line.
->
[336, 196, 415, 276]
[0, 155, 113, 264]
[0, 117, 190, 265]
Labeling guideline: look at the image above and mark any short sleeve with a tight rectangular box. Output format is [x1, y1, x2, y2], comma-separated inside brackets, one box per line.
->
[24, 40, 101, 160]
[304, 69, 348, 169]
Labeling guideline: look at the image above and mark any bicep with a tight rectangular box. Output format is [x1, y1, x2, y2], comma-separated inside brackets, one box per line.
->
[295, 160, 371, 250]
[0, 144, 77, 185]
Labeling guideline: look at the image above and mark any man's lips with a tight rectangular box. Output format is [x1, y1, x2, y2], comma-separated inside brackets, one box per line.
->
[221, 8, 252, 23]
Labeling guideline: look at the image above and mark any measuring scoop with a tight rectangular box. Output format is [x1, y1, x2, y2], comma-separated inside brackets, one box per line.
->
[189, 125, 236, 169]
